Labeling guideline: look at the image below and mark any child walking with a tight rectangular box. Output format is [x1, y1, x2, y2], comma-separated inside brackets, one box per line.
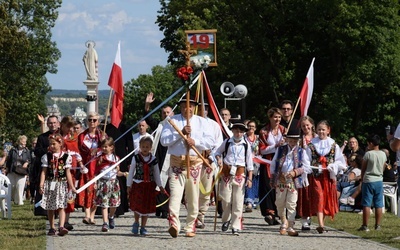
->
[94, 138, 127, 232]
[127, 136, 164, 236]
[39, 134, 76, 236]
[215, 122, 253, 235]
[358, 134, 386, 231]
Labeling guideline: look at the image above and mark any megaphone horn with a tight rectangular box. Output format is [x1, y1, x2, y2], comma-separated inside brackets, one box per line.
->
[234, 84, 248, 98]
[220, 82, 235, 97]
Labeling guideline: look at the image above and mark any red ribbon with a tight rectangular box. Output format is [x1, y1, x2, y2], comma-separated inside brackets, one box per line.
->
[319, 156, 327, 168]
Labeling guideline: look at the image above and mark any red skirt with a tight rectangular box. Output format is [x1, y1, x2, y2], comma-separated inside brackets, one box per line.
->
[129, 181, 157, 215]
[297, 175, 312, 217]
[309, 171, 338, 218]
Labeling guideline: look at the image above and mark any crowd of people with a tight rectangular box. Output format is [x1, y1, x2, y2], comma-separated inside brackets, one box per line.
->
[0, 94, 396, 238]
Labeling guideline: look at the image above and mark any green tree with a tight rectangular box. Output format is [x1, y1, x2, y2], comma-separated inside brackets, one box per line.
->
[156, 0, 400, 143]
[0, 0, 61, 142]
[124, 65, 182, 131]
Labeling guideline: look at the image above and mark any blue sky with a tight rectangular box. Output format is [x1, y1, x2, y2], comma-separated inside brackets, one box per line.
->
[46, 0, 169, 90]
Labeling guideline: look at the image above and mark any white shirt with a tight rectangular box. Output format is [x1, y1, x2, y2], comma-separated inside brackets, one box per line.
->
[160, 114, 213, 156]
[260, 129, 284, 155]
[215, 137, 254, 171]
[270, 144, 300, 174]
[99, 154, 119, 180]
[41, 152, 72, 169]
[206, 117, 223, 156]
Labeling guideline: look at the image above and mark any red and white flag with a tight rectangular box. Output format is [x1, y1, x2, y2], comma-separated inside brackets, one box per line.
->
[108, 42, 124, 128]
[299, 58, 315, 117]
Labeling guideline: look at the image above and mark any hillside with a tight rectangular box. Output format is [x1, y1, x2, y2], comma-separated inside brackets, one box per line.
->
[46, 89, 110, 116]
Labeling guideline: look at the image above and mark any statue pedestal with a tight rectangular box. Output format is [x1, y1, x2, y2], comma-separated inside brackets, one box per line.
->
[84, 80, 99, 114]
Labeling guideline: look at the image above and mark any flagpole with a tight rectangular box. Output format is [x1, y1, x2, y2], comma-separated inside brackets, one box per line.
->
[103, 89, 113, 134]
[286, 96, 301, 132]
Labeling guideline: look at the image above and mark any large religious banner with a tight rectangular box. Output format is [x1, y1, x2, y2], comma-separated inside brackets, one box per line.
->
[185, 29, 217, 67]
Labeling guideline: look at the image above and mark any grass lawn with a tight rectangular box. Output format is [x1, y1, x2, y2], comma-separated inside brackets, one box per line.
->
[324, 210, 400, 249]
[0, 202, 46, 250]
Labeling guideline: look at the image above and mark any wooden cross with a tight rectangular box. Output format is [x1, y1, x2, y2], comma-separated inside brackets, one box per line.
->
[178, 42, 197, 66]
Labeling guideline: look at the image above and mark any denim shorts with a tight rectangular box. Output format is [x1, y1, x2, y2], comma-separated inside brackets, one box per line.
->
[361, 181, 384, 208]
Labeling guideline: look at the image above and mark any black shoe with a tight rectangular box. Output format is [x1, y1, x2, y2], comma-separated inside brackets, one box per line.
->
[232, 229, 239, 236]
[222, 221, 230, 232]
[156, 211, 161, 217]
[64, 222, 74, 231]
[264, 215, 274, 225]
[161, 211, 168, 218]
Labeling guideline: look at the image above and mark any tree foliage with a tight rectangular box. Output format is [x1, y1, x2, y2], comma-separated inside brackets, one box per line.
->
[0, 0, 61, 143]
[155, 0, 400, 143]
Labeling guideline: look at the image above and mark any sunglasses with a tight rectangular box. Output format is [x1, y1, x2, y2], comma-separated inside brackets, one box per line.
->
[88, 119, 98, 122]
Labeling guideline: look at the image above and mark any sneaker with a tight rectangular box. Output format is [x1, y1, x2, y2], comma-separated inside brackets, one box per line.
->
[348, 197, 355, 206]
[375, 225, 381, 230]
[339, 197, 348, 205]
[140, 227, 148, 236]
[101, 223, 109, 232]
[58, 227, 69, 236]
[358, 225, 370, 232]
[232, 229, 239, 236]
[64, 222, 74, 231]
[222, 221, 230, 232]
[109, 217, 115, 229]
[47, 228, 57, 236]
[131, 222, 139, 235]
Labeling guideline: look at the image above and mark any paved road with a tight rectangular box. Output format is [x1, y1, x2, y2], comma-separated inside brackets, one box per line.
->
[47, 205, 394, 250]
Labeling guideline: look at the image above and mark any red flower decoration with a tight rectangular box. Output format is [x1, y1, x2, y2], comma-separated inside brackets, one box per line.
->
[177, 66, 193, 81]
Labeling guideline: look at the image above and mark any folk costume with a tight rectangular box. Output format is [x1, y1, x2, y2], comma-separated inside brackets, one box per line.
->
[40, 151, 72, 210]
[62, 131, 82, 213]
[160, 107, 213, 237]
[303, 137, 346, 219]
[196, 116, 223, 229]
[77, 128, 106, 209]
[216, 128, 253, 235]
[127, 153, 161, 215]
[258, 123, 285, 224]
[94, 153, 121, 208]
[244, 133, 260, 210]
[270, 128, 308, 236]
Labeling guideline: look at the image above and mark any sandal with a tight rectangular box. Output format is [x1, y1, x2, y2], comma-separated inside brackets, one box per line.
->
[89, 218, 96, 225]
[316, 226, 326, 234]
[279, 226, 287, 235]
[82, 217, 90, 224]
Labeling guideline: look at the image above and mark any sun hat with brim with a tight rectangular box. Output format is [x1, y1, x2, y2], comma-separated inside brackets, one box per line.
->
[177, 99, 199, 105]
[285, 126, 301, 138]
[231, 122, 248, 131]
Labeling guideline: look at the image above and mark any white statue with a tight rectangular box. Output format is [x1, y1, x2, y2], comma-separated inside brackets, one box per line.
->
[83, 40, 98, 81]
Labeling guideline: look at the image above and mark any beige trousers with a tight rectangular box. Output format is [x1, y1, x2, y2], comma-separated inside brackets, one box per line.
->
[197, 163, 214, 223]
[219, 174, 245, 230]
[168, 155, 203, 233]
[275, 183, 298, 225]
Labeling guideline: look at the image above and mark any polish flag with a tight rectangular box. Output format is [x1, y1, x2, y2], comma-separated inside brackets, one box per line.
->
[108, 42, 124, 128]
[299, 58, 315, 117]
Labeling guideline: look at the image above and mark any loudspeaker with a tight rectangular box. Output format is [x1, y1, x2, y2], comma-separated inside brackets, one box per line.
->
[233, 84, 248, 98]
[220, 82, 235, 97]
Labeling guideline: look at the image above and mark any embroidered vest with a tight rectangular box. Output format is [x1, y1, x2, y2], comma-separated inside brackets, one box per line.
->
[133, 154, 158, 182]
[272, 145, 303, 186]
[46, 152, 69, 179]
[308, 142, 336, 177]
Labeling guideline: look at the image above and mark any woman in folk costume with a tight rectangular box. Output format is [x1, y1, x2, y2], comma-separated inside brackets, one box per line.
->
[302, 120, 346, 233]
[59, 116, 82, 231]
[77, 112, 107, 225]
[215, 122, 253, 236]
[297, 115, 317, 230]
[270, 126, 309, 236]
[258, 107, 286, 225]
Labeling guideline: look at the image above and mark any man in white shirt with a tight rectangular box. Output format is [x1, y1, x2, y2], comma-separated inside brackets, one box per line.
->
[161, 99, 213, 238]
[132, 120, 153, 151]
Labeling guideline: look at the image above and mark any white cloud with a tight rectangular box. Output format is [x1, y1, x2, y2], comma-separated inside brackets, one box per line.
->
[105, 10, 133, 33]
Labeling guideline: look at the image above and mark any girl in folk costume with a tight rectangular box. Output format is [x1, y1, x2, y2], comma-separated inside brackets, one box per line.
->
[258, 107, 286, 225]
[244, 120, 260, 212]
[77, 112, 107, 225]
[297, 115, 317, 230]
[270, 126, 309, 236]
[59, 116, 82, 231]
[302, 120, 346, 233]
[39, 134, 76, 236]
[127, 136, 164, 236]
[94, 138, 128, 232]
[215, 122, 253, 236]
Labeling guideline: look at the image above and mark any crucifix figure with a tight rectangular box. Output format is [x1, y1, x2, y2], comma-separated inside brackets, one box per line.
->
[178, 42, 197, 66]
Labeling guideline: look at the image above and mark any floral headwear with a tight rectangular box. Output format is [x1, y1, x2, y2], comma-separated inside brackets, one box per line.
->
[48, 133, 64, 145]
